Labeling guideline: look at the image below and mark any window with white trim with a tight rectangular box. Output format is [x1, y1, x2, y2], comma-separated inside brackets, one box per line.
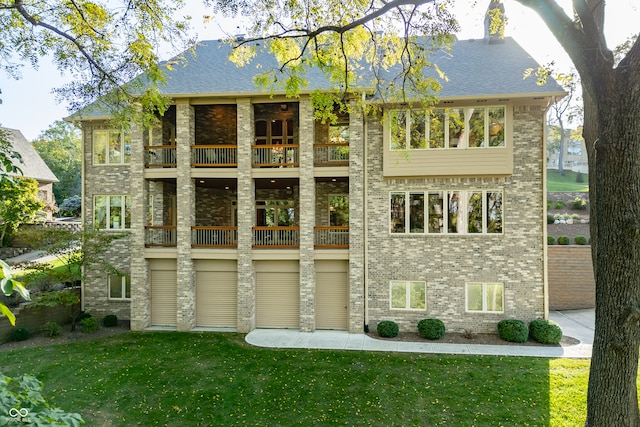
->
[389, 106, 505, 150]
[390, 190, 503, 234]
[94, 195, 131, 230]
[93, 129, 131, 165]
[466, 282, 504, 313]
[109, 274, 131, 300]
[390, 280, 426, 310]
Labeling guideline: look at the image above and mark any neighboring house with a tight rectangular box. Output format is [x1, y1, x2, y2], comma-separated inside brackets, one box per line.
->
[2, 128, 59, 220]
[74, 16, 564, 334]
[547, 129, 588, 174]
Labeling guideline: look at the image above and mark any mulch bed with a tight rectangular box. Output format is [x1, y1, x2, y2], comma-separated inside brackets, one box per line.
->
[367, 331, 580, 347]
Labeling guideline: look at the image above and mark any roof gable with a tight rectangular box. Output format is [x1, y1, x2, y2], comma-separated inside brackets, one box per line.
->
[1, 128, 59, 183]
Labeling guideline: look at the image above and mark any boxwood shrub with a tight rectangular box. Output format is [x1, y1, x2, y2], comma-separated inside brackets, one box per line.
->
[417, 318, 446, 340]
[103, 314, 118, 327]
[529, 319, 563, 344]
[377, 320, 399, 338]
[557, 235, 570, 245]
[547, 236, 555, 245]
[80, 317, 100, 333]
[40, 321, 63, 337]
[497, 319, 529, 343]
[574, 235, 588, 245]
[12, 327, 30, 342]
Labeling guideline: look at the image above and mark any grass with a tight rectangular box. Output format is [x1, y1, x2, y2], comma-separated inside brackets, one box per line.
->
[547, 170, 589, 192]
[0, 332, 593, 426]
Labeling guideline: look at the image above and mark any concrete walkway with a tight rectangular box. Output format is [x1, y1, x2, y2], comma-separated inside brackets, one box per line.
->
[246, 309, 595, 359]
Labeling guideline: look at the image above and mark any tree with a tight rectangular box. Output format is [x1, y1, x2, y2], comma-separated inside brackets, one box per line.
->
[0, 127, 23, 184]
[0, 259, 29, 326]
[0, 177, 44, 246]
[207, 0, 640, 424]
[31, 121, 82, 204]
[58, 195, 82, 218]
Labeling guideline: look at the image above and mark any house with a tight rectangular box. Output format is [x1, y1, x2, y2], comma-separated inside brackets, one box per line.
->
[75, 16, 564, 334]
[2, 128, 58, 220]
[547, 129, 588, 174]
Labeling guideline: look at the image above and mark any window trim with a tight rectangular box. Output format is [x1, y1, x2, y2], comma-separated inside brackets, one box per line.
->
[389, 190, 504, 235]
[94, 195, 132, 231]
[108, 274, 131, 300]
[465, 282, 504, 313]
[389, 280, 427, 311]
[388, 106, 506, 151]
[93, 129, 131, 165]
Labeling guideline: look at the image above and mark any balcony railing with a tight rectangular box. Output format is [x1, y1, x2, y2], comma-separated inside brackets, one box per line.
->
[314, 143, 349, 166]
[145, 226, 177, 247]
[191, 145, 237, 167]
[314, 226, 349, 248]
[252, 145, 299, 168]
[253, 226, 300, 248]
[192, 226, 238, 248]
[144, 146, 177, 168]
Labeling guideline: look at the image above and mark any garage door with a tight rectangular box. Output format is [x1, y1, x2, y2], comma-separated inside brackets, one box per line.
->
[150, 259, 177, 327]
[195, 260, 237, 328]
[316, 260, 349, 330]
[255, 261, 299, 328]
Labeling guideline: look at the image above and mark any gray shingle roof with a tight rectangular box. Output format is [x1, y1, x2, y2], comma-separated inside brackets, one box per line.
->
[1, 128, 59, 183]
[156, 36, 564, 99]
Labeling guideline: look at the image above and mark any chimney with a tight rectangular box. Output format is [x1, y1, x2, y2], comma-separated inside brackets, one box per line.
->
[484, 0, 505, 44]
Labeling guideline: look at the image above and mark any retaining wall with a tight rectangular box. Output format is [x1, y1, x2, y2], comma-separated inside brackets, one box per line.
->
[548, 245, 595, 310]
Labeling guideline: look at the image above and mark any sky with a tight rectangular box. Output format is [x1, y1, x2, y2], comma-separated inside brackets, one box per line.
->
[0, 1, 638, 141]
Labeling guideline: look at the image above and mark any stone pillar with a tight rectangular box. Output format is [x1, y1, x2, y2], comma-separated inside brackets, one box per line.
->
[298, 98, 316, 331]
[130, 120, 151, 331]
[348, 102, 365, 333]
[236, 99, 256, 332]
[176, 101, 195, 331]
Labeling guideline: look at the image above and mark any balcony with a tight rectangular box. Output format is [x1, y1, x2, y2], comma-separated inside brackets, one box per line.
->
[253, 226, 300, 248]
[314, 226, 349, 249]
[145, 226, 177, 247]
[191, 145, 237, 168]
[314, 143, 349, 166]
[192, 226, 238, 248]
[252, 145, 299, 168]
[145, 146, 177, 168]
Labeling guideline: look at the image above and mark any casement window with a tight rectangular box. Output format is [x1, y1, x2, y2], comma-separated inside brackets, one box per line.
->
[109, 274, 131, 300]
[329, 195, 349, 226]
[93, 129, 131, 165]
[389, 106, 505, 150]
[390, 190, 503, 234]
[94, 195, 131, 230]
[390, 280, 427, 310]
[466, 283, 504, 313]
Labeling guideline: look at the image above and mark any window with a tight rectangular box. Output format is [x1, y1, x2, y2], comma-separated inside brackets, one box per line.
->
[390, 190, 503, 235]
[466, 283, 504, 313]
[329, 195, 349, 226]
[94, 195, 131, 230]
[390, 281, 426, 310]
[389, 106, 505, 150]
[256, 200, 295, 226]
[109, 274, 131, 300]
[93, 129, 131, 165]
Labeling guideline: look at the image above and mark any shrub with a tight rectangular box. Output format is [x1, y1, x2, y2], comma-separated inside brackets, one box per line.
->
[576, 172, 585, 183]
[547, 214, 555, 224]
[377, 320, 399, 338]
[570, 196, 588, 210]
[557, 235, 570, 245]
[76, 311, 92, 322]
[80, 317, 99, 333]
[497, 319, 529, 343]
[529, 319, 563, 344]
[12, 327, 30, 342]
[417, 318, 446, 340]
[554, 200, 566, 209]
[103, 314, 118, 327]
[547, 236, 555, 245]
[574, 235, 588, 245]
[40, 321, 63, 337]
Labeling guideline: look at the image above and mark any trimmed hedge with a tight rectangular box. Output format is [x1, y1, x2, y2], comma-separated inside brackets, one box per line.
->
[574, 235, 588, 245]
[103, 314, 118, 327]
[377, 321, 399, 338]
[529, 319, 563, 344]
[547, 236, 555, 245]
[497, 319, 529, 343]
[417, 318, 446, 340]
[12, 327, 30, 342]
[557, 236, 570, 245]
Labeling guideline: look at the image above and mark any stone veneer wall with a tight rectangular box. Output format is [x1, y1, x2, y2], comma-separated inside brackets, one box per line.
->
[364, 105, 546, 333]
[82, 122, 133, 320]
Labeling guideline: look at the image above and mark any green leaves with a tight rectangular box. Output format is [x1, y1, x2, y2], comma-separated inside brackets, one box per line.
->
[0, 259, 30, 326]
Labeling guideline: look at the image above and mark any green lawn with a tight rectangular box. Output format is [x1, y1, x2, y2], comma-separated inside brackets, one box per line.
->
[547, 170, 589, 192]
[1, 332, 592, 426]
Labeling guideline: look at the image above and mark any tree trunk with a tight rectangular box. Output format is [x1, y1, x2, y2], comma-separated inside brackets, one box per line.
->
[585, 79, 640, 426]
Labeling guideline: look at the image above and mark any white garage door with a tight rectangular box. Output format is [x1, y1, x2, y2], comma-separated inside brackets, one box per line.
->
[316, 260, 349, 330]
[255, 261, 299, 328]
[195, 260, 237, 328]
[150, 259, 177, 327]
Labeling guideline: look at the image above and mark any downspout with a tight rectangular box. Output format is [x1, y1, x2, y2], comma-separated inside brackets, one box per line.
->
[80, 125, 86, 313]
[362, 92, 369, 332]
[542, 100, 551, 320]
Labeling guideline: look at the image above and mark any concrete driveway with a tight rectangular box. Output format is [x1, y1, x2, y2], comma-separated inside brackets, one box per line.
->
[550, 309, 594, 345]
